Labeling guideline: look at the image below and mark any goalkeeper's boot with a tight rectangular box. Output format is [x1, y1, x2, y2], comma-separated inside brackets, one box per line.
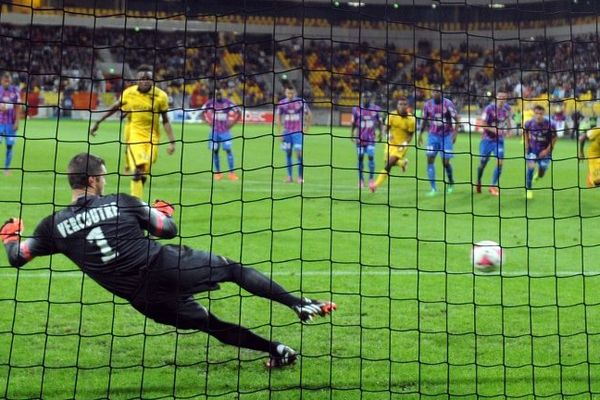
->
[265, 343, 297, 369]
[293, 298, 337, 323]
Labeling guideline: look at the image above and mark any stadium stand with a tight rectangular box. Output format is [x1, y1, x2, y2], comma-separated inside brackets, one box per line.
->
[2, 16, 600, 118]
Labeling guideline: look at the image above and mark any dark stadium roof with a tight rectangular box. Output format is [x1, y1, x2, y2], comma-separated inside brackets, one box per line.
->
[196, 0, 595, 13]
[256, 0, 585, 4]
[186, 0, 597, 23]
[63, 0, 597, 22]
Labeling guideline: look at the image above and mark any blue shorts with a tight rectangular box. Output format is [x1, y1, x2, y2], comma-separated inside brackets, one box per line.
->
[426, 134, 453, 159]
[527, 152, 551, 169]
[0, 124, 16, 146]
[356, 144, 375, 157]
[480, 137, 505, 159]
[209, 131, 232, 151]
[282, 132, 303, 151]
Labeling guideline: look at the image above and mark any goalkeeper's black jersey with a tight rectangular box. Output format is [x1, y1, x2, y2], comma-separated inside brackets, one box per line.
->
[5, 193, 177, 299]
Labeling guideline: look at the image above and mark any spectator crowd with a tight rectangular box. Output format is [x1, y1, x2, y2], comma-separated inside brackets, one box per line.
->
[1, 21, 600, 115]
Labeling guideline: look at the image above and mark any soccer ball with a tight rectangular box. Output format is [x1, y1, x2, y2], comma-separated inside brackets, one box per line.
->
[471, 240, 504, 271]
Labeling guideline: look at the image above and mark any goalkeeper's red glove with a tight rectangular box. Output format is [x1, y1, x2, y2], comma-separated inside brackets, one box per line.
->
[0, 218, 24, 244]
[152, 200, 174, 217]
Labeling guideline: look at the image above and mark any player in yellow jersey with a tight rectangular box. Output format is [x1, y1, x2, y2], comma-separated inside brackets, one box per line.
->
[90, 65, 176, 199]
[370, 96, 416, 193]
[579, 126, 600, 187]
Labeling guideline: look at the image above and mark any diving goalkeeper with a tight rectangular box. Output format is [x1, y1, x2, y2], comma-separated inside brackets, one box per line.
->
[1, 153, 336, 368]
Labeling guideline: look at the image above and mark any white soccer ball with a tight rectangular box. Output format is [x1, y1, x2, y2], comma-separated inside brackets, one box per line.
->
[471, 240, 504, 271]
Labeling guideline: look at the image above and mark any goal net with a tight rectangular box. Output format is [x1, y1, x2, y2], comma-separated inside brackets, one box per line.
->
[1, 0, 599, 398]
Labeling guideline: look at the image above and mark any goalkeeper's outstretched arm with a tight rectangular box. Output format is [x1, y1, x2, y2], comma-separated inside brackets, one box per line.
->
[1, 198, 179, 268]
[1, 218, 51, 268]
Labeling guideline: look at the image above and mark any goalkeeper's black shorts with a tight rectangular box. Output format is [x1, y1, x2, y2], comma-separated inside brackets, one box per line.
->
[130, 244, 233, 328]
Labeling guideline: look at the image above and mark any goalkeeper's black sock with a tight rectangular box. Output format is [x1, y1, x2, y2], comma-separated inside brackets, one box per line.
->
[228, 263, 301, 308]
[203, 312, 277, 354]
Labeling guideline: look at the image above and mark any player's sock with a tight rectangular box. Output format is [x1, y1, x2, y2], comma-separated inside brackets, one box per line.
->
[427, 164, 436, 190]
[226, 150, 235, 171]
[285, 151, 293, 178]
[358, 155, 365, 183]
[297, 154, 303, 180]
[492, 165, 502, 186]
[202, 312, 274, 354]
[368, 156, 375, 180]
[5, 145, 13, 170]
[400, 159, 408, 172]
[537, 167, 546, 180]
[213, 150, 221, 173]
[476, 163, 486, 186]
[374, 170, 388, 188]
[130, 179, 144, 199]
[228, 262, 302, 308]
[444, 164, 454, 184]
[526, 168, 535, 189]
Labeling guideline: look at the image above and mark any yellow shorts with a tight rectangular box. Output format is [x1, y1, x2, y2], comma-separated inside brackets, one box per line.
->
[385, 143, 409, 165]
[126, 142, 159, 173]
[588, 158, 600, 187]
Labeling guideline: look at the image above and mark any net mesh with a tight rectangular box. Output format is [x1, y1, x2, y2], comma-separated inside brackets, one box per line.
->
[1, 0, 600, 399]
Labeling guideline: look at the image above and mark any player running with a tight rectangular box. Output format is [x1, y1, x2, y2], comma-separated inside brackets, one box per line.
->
[0, 72, 21, 176]
[90, 65, 176, 199]
[200, 89, 242, 181]
[351, 92, 383, 188]
[1, 153, 337, 369]
[524, 105, 557, 199]
[578, 125, 600, 187]
[418, 86, 460, 196]
[370, 96, 416, 192]
[475, 91, 512, 196]
[275, 87, 312, 184]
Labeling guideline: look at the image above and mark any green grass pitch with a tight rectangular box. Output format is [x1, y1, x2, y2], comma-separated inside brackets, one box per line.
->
[1, 118, 600, 399]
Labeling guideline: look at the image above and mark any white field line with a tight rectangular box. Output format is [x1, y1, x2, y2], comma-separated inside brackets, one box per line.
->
[0, 269, 598, 279]
[6, 178, 439, 195]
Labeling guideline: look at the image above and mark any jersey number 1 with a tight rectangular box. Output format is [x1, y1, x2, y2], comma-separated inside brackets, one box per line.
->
[86, 226, 118, 263]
